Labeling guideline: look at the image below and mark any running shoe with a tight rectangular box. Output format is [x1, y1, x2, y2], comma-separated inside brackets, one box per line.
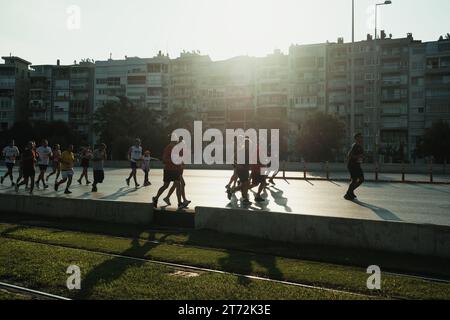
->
[163, 197, 171, 206]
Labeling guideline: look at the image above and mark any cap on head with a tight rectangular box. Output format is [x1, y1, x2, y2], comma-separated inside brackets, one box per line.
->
[354, 133, 363, 140]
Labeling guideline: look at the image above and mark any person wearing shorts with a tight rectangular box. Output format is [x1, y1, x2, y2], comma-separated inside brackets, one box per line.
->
[152, 138, 183, 209]
[1, 140, 20, 187]
[163, 165, 191, 208]
[227, 139, 252, 206]
[345, 133, 365, 201]
[55, 145, 75, 194]
[141, 150, 159, 187]
[15, 141, 36, 194]
[126, 139, 143, 188]
[91, 144, 107, 193]
[35, 139, 52, 189]
[77, 146, 92, 185]
[250, 163, 268, 203]
[46, 144, 61, 183]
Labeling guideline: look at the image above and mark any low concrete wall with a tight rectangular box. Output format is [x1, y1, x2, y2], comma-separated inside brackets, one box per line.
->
[99, 161, 446, 174]
[0, 194, 153, 225]
[195, 207, 450, 259]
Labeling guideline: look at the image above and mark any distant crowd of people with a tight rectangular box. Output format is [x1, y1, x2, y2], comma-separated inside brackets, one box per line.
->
[1, 133, 366, 209]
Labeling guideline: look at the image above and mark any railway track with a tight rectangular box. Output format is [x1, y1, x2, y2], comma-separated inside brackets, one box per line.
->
[0, 281, 70, 300]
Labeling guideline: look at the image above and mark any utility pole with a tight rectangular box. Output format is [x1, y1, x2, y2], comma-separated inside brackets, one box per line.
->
[350, 0, 355, 145]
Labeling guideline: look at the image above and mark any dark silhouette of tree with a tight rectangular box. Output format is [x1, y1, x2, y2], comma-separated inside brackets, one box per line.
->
[93, 100, 166, 160]
[297, 112, 345, 162]
[0, 120, 82, 152]
[422, 120, 450, 164]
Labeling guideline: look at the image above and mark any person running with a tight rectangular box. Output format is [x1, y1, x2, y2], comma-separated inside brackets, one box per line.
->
[55, 145, 75, 194]
[15, 152, 27, 189]
[35, 139, 52, 189]
[77, 146, 92, 185]
[163, 164, 191, 208]
[141, 150, 159, 187]
[268, 150, 284, 186]
[126, 138, 143, 188]
[345, 133, 365, 201]
[227, 139, 252, 206]
[15, 141, 36, 194]
[1, 139, 20, 187]
[46, 144, 62, 183]
[249, 164, 268, 203]
[152, 138, 183, 210]
[91, 143, 107, 193]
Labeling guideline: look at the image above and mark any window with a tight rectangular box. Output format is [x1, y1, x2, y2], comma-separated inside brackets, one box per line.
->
[127, 76, 146, 85]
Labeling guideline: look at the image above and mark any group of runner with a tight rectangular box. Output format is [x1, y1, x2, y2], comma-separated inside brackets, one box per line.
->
[0, 140, 108, 195]
[1, 133, 366, 206]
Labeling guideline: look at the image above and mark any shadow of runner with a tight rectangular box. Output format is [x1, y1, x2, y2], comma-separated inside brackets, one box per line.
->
[266, 186, 292, 213]
[353, 200, 402, 222]
[100, 187, 140, 201]
[76, 232, 156, 299]
[217, 248, 284, 287]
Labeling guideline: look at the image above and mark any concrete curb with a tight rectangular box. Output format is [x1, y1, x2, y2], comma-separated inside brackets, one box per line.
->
[0, 194, 153, 225]
[195, 207, 450, 259]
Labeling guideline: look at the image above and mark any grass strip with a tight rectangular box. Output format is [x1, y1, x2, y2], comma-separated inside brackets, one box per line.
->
[0, 237, 362, 300]
[0, 222, 448, 299]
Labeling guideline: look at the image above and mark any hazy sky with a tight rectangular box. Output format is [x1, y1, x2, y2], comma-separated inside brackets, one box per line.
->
[1, 0, 450, 65]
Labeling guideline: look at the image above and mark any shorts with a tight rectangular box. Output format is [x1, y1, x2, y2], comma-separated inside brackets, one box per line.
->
[23, 167, 35, 179]
[52, 161, 61, 170]
[93, 170, 105, 184]
[39, 165, 48, 171]
[251, 170, 267, 185]
[130, 161, 138, 169]
[236, 168, 250, 183]
[163, 170, 181, 182]
[81, 159, 90, 168]
[348, 164, 364, 181]
[61, 169, 74, 179]
[5, 163, 14, 170]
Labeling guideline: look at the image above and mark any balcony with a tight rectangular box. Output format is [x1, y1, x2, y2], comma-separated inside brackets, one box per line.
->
[29, 100, 47, 112]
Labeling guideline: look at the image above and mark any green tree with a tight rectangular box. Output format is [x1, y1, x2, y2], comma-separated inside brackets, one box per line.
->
[422, 120, 450, 163]
[0, 120, 81, 151]
[93, 100, 166, 160]
[297, 112, 346, 162]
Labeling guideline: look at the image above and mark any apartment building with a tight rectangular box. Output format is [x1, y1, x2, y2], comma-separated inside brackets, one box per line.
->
[288, 44, 327, 156]
[94, 52, 170, 116]
[197, 55, 256, 131]
[0, 56, 31, 131]
[30, 60, 95, 143]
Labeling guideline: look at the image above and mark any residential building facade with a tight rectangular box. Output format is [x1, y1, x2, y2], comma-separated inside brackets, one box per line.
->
[0, 56, 31, 131]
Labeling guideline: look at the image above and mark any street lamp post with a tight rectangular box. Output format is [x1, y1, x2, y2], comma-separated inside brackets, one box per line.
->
[375, 1, 392, 40]
[350, 0, 355, 145]
[373, 1, 392, 163]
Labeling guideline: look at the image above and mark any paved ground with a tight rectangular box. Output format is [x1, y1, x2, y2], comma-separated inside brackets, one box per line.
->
[1, 168, 449, 227]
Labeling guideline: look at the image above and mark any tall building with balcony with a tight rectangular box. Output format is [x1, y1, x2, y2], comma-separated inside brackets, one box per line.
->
[289, 44, 327, 158]
[0, 56, 32, 131]
[30, 60, 95, 143]
[423, 39, 450, 134]
[324, 34, 419, 162]
[94, 52, 170, 117]
[197, 56, 256, 131]
[169, 51, 211, 118]
[256, 50, 289, 153]
[29, 65, 52, 122]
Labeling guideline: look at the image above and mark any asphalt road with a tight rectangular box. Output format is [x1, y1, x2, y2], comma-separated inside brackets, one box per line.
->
[1, 168, 449, 227]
